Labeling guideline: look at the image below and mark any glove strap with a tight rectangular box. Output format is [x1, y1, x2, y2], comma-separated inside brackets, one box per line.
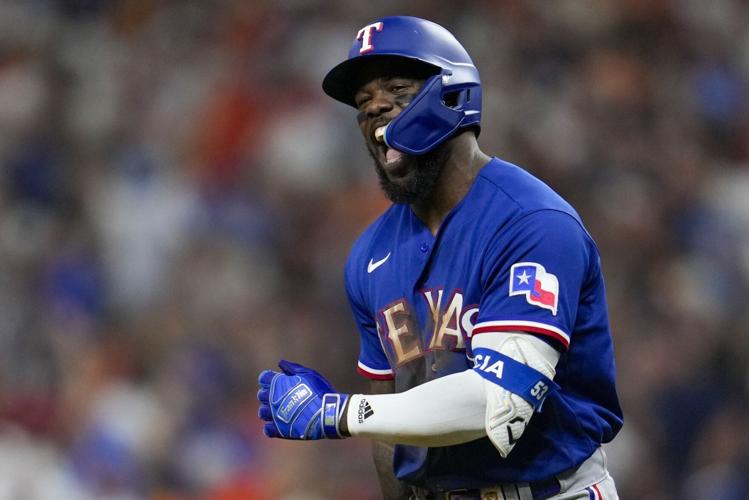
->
[321, 393, 349, 439]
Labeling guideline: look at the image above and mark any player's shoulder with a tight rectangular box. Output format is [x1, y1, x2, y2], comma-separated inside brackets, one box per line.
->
[472, 157, 598, 255]
[475, 157, 581, 223]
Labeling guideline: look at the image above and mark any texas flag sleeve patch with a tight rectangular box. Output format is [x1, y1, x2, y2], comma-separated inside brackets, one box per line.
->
[509, 262, 559, 316]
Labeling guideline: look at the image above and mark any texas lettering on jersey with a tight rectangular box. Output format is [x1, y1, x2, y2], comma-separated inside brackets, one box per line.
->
[377, 289, 479, 366]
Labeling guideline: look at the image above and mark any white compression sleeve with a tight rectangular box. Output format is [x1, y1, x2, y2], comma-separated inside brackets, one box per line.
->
[345, 332, 560, 448]
[347, 369, 487, 447]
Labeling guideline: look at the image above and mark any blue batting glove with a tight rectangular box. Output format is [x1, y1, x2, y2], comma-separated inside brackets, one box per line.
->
[257, 360, 349, 440]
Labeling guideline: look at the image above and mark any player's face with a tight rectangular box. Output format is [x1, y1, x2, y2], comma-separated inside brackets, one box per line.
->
[354, 75, 445, 204]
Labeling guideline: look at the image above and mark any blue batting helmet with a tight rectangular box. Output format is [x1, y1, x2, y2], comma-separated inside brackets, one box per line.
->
[322, 16, 481, 155]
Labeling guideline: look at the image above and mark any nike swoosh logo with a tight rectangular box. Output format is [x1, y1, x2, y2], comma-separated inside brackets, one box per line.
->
[367, 253, 391, 273]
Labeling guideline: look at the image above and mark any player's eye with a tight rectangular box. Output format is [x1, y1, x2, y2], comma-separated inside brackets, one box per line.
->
[355, 96, 372, 109]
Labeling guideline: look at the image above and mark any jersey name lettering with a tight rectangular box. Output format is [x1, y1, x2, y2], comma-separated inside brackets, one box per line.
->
[379, 289, 478, 366]
[381, 300, 422, 365]
[425, 289, 465, 350]
[474, 352, 505, 379]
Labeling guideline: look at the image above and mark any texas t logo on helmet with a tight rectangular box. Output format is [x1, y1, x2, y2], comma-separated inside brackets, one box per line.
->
[323, 16, 482, 155]
[356, 22, 383, 53]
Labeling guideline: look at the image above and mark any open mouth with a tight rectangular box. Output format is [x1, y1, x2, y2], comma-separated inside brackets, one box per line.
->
[373, 124, 405, 167]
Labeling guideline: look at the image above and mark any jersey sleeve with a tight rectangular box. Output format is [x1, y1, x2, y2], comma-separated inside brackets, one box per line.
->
[473, 210, 596, 350]
[344, 254, 394, 380]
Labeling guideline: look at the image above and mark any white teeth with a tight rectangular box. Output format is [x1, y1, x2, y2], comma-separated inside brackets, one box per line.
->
[374, 125, 387, 143]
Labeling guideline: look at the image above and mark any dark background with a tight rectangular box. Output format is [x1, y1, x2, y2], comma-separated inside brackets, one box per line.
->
[0, 1, 747, 498]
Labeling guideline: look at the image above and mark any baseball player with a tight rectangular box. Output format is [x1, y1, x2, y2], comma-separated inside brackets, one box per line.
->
[258, 16, 623, 500]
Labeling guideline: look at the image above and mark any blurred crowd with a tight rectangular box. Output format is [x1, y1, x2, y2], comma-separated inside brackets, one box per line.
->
[0, 0, 747, 499]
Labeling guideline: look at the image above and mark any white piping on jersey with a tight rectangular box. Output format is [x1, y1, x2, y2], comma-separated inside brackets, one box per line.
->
[473, 320, 571, 346]
[358, 360, 393, 375]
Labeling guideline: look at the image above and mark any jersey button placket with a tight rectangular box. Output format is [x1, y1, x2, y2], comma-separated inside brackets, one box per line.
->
[419, 242, 429, 253]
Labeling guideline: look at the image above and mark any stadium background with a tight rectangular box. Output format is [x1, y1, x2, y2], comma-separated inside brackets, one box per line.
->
[0, 1, 748, 498]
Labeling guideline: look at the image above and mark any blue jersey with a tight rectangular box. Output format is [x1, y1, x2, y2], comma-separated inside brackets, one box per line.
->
[344, 158, 623, 489]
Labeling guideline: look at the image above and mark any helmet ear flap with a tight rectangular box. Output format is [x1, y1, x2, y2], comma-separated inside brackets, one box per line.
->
[443, 86, 476, 110]
[384, 75, 470, 155]
[443, 84, 481, 138]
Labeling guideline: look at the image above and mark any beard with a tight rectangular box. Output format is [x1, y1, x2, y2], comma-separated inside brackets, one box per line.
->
[368, 144, 447, 204]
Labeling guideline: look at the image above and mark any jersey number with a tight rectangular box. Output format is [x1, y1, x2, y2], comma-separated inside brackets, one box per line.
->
[530, 381, 549, 401]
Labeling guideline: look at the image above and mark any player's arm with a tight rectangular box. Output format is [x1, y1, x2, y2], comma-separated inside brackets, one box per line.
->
[369, 380, 411, 500]
[258, 331, 560, 457]
[340, 332, 558, 456]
